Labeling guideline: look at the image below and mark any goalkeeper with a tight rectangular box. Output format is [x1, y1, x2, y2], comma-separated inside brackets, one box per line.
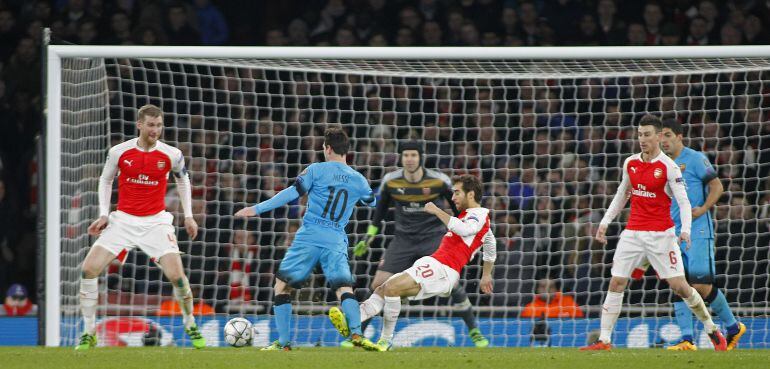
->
[351, 141, 489, 348]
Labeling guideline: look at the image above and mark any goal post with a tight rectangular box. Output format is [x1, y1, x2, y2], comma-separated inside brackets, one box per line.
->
[45, 45, 770, 348]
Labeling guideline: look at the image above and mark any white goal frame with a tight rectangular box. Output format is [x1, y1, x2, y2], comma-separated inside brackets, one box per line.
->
[44, 45, 770, 347]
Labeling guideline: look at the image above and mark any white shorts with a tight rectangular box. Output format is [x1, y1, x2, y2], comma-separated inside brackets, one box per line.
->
[391, 256, 460, 301]
[612, 227, 684, 280]
[94, 210, 180, 262]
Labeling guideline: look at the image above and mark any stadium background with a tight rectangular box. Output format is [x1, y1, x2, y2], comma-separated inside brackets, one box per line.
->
[1, 0, 769, 348]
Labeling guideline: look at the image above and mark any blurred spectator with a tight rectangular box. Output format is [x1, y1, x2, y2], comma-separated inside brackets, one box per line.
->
[133, 24, 166, 45]
[518, 1, 539, 45]
[720, 24, 743, 45]
[399, 6, 422, 32]
[59, 0, 88, 39]
[543, 0, 581, 42]
[194, 0, 228, 45]
[642, 2, 663, 45]
[395, 27, 415, 46]
[460, 21, 480, 45]
[265, 29, 287, 46]
[1, 284, 37, 316]
[102, 11, 132, 44]
[686, 16, 710, 45]
[508, 167, 536, 210]
[574, 13, 600, 45]
[0, 9, 20, 61]
[76, 19, 98, 45]
[660, 22, 682, 45]
[287, 18, 309, 46]
[596, 0, 626, 45]
[743, 14, 767, 44]
[500, 6, 517, 36]
[165, 1, 199, 45]
[422, 20, 443, 46]
[334, 26, 357, 46]
[444, 8, 464, 45]
[697, 0, 720, 40]
[520, 279, 584, 318]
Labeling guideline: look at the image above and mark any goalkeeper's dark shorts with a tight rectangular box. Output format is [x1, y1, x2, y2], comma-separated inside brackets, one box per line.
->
[380, 231, 445, 274]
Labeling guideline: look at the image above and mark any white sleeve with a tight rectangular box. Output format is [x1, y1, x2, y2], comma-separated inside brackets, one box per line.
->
[600, 158, 631, 226]
[481, 229, 497, 263]
[667, 162, 692, 234]
[98, 148, 119, 217]
[171, 150, 193, 219]
[447, 210, 486, 237]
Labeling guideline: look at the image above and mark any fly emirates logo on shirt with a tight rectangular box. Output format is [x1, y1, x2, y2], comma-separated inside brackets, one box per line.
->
[632, 183, 657, 199]
[126, 173, 159, 186]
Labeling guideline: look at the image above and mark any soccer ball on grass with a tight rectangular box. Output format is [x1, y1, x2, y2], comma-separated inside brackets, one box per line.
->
[224, 317, 253, 347]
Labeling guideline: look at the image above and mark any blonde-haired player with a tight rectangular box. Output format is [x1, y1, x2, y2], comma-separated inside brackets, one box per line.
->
[75, 104, 204, 350]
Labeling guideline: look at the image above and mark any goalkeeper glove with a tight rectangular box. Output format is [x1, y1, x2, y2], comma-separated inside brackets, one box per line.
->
[353, 225, 379, 257]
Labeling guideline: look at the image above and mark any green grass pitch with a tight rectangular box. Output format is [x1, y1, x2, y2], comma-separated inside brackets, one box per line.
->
[2, 347, 767, 369]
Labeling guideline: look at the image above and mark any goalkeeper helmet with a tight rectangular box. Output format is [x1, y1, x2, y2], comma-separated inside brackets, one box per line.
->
[398, 140, 424, 167]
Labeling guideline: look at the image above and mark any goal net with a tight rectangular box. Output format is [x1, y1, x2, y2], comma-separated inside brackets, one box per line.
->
[48, 46, 770, 348]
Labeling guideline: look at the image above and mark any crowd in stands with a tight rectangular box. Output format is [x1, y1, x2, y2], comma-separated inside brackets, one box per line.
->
[1, 0, 769, 315]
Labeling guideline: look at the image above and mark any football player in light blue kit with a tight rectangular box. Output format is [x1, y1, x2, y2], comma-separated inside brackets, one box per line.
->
[660, 119, 746, 350]
[235, 127, 379, 351]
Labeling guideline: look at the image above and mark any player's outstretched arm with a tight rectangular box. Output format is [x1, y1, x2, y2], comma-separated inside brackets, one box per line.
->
[693, 177, 724, 219]
[172, 155, 197, 239]
[480, 230, 497, 294]
[597, 159, 631, 244]
[353, 188, 390, 257]
[424, 202, 451, 226]
[442, 187, 461, 216]
[667, 164, 692, 246]
[89, 148, 119, 236]
[234, 185, 301, 217]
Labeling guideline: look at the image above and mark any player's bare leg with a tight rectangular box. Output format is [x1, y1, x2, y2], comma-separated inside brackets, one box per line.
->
[370, 270, 393, 291]
[667, 276, 726, 351]
[581, 276, 627, 351]
[158, 253, 205, 349]
[378, 273, 421, 348]
[75, 245, 116, 351]
[691, 282, 745, 350]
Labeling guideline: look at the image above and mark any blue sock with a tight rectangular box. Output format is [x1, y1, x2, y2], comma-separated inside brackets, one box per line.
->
[674, 300, 694, 342]
[340, 295, 363, 336]
[708, 289, 738, 333]
[274, 295, 293, 346]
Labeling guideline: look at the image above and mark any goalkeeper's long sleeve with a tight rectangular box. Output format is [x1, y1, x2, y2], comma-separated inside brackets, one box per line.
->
[369, 188, 392, 231]
[251, 186, 300, 214]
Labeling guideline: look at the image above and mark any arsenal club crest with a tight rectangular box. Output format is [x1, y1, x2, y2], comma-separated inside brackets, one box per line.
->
[653, 168, 663, 178]
[422, 187, 431, 195]
[157, 160, 166, 169]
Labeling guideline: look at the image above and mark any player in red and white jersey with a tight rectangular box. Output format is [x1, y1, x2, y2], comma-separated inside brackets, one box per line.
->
[581, 115, 726, 351]
[74, 104, 205, 350]
[328, 174, 496, 351]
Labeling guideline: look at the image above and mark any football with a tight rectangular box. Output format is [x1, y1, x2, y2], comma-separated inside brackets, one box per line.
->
[223, 318, 253, 347]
